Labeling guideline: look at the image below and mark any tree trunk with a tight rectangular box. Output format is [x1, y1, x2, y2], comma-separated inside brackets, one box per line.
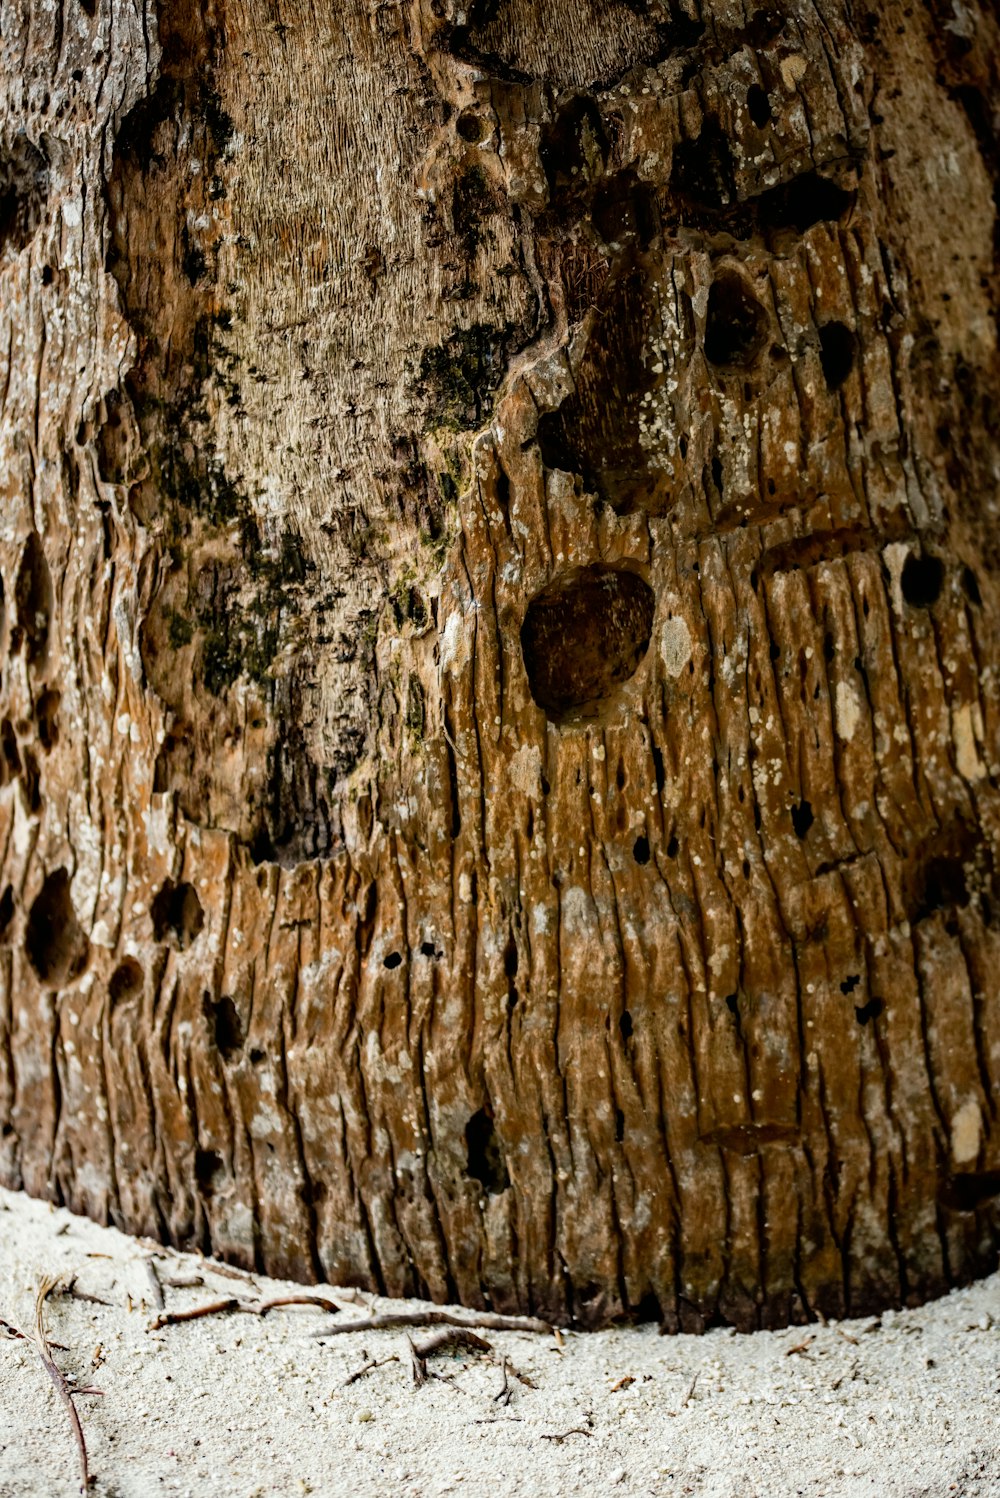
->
[0, 0, 998, 1330]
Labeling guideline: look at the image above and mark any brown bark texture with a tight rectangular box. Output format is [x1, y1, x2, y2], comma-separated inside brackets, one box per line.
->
[0, 0, 999, 1331]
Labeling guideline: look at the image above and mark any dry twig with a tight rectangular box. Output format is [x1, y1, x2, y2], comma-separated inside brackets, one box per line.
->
[342, 1352, 400, 1387]
[33, 1275, 94, 1493]
[143, 1259, 165, 1310]
[149, 1292, 345, 1330]
[312, 1309, 552, 1339]
[408, 1326, 492, 1386]
[541, 1427, 592, 1443]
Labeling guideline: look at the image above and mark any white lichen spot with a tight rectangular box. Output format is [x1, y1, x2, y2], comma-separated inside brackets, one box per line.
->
[835, 680, 862, 742]
[950, 1096, 982, 1165]
[952, 702, 986, 780]
[661, 616, 693, 678]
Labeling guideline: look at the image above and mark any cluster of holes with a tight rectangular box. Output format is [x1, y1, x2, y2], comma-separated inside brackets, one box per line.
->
[151, 879, 205, 951]
[25, 869, 89, 987]
[520, 564, 655, 723]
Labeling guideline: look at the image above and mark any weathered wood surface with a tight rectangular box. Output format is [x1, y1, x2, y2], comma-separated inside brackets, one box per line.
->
[0, 0, 998, 1328]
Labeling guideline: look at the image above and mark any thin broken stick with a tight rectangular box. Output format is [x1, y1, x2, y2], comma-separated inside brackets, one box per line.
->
[149, 1292, 346, 1330]
[408, 1327, 493, 1386]
[143, 1258, 165, 1311]
[33, 1275, 93, 1494]
[312, 1308, 553, 1338]
[342, 1353, 400, 1387]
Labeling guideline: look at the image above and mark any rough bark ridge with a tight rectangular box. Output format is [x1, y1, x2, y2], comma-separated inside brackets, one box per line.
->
[1, 0, 999, 1329]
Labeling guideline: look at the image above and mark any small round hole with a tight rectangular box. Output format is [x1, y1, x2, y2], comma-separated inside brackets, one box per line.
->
[457, 109, 488, 143]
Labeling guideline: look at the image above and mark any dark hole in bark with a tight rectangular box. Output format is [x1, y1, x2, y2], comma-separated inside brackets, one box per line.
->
[901, 552, 944, 607]
[0, 884, 14, 943]
[725, 993, 739, 1015]
[383, 950, 402, 969]
[939, 1171, 1000, 1211]
[667, 834, 679, 857]
[21, 749, 40, 814]
[96, 389, 131, 485]
[456, 108, 488, 142]
[840, 973, 861, 995]
[592, 169, 658, 248]
[746, 83, 772, 127]
[619, 1009, 633, 1041]
[670, 118, 736, 210]
[249, 1048, 265, 1064]
[420, 940, 436, 957]
[538, 268, 668, 514]
[521, 565, 655, 723]
[539, 95, 607, 216]
[151, 879, 205, 951]
[205, 993, 243, 1058]
[854, 996, 884, 1025]
[195, 1149, 224, 1196]
[919, 855, 970, 916]
[452, 164, 503, 250]
[755, 172, 853, 233]
[711, 454, 724, 496]
[503, 937, 518, 978]
[633, 835, 650, 864]
[35, 689, 60, 751]
[14, 534, 52, 666]
[818, 321, 856, 389]
[0, 720, 20, 786]
[705, 271, 769, 369]
[962, 566, 982, 605]
[615, 1108, 625, 1143]
[791, 800, 814, 838]
[249, 826, 277, 865]
[0, 135, 49, 256]
[25, 869, 90, 987]
[109, 956, 143, 1004]
[652, 746, 665, 794]
[465, 1108, 509, 1194]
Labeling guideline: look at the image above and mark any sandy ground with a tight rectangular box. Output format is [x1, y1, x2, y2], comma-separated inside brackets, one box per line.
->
[1, 1186, 998, 1497]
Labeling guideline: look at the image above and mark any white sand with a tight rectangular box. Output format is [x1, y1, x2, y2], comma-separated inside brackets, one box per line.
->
[1, 1186, 998, 1497]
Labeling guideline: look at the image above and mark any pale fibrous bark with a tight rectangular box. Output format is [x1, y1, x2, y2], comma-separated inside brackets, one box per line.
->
[0, 0, 998, 1330]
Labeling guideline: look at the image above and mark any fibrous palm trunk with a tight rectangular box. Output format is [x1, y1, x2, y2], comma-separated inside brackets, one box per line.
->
[1, 0, 999, 1329]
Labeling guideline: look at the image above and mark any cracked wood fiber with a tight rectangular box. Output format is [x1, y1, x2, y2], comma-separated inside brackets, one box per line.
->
[0, 0, 999, 1330]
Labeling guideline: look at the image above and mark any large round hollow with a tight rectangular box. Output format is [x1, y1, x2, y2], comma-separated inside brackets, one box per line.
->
[704, 269, 769, 369]
[520, 564, 655, 724]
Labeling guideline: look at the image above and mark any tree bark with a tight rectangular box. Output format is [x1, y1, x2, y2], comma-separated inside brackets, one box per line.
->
[1, 0, 998, 1329]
